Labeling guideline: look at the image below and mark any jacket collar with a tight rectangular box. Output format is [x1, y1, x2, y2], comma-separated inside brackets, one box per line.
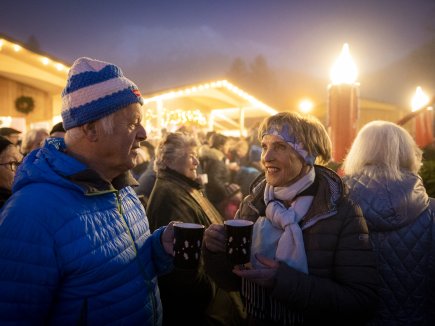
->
[158, 168, 202, 190]
[67, 169, 138, 194]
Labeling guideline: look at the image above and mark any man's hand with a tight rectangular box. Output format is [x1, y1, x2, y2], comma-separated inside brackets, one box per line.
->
[161, 221, 178, 255]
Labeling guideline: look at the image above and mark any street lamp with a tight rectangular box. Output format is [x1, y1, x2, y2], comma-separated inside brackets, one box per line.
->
[411, 86, 433, 148]
[298, 99, 314, 114]
[328, 43, 359, 163]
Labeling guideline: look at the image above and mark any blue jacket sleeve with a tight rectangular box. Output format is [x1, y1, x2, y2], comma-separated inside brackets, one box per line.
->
[150, 226, 174, 275]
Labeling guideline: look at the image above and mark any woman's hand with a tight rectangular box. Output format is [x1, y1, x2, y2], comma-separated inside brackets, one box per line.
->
[204, 224, 226, 253]
[232, 254, 279, 288]
[161, 221, 177, 255]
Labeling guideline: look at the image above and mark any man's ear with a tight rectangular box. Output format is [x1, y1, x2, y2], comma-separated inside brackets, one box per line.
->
[81, 122, 98, 142]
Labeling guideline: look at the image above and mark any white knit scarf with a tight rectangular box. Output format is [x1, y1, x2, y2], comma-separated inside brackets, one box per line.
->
[251, 167, 315, 274]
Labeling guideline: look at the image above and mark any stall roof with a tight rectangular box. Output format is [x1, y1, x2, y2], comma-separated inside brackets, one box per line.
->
[142, 79, 278, 134]
[0, 34, 69, 94]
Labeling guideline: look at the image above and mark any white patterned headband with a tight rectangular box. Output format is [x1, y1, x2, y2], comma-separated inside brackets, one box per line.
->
[261, 124, 316, 165]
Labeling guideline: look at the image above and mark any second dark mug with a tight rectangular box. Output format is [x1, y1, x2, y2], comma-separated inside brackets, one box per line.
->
[173, 222, 205, 270]
[224, 219, 254, 266]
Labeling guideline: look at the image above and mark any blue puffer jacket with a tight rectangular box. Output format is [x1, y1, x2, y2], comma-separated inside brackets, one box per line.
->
[0, 138, 173, 326]
[344, 172, 435, 325]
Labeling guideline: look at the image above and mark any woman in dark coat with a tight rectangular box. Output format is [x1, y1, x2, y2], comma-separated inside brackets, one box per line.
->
[203, 112, 378, 325]
[146, 132, 244, 326]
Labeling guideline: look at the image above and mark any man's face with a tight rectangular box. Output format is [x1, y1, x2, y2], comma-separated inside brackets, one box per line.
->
[96, 103, 146, 177]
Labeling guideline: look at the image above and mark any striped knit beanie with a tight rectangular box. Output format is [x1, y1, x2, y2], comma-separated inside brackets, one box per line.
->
[61, 57, 144, 130]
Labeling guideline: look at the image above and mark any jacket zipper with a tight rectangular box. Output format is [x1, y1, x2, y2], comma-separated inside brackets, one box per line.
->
[115, 191, 158, 326]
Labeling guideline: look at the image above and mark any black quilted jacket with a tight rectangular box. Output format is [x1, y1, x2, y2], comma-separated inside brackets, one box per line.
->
[344, 172, 435, 326]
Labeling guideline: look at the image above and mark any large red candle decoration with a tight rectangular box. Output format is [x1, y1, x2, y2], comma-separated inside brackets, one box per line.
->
[328, 43, 359, 163]
[411, 87, 433, 148]
[415, 109, 434, 148]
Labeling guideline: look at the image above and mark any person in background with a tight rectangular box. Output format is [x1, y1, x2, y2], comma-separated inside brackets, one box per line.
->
[203, 111, 378, 325]
[0, 136, 22, 208]
[226, 137, 262, 198]
[135, 155, 157, 207]
[199, 132, 231, 214]
[146, 132, 245, 326]
[0, 57, 175, 325]
[20, 127, 49, 156]
[49, 121, 66, 138]
[221, 182, 243, 221]
[0, 127, 21, 145]
[131, 140, 155, 181]
[342, 120, 435, 325]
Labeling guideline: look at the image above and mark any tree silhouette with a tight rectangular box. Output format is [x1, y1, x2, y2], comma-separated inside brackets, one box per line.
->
[227, 57, 249, 85]
[25, 35, 41, 52]
[226, 55, 278, 105]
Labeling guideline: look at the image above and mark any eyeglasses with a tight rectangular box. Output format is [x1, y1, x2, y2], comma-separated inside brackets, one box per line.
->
[0, 161, 21, 172]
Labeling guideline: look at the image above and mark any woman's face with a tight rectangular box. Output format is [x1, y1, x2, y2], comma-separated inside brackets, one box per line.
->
[261, 134, 305, 187]
[167, 146, 199, 180]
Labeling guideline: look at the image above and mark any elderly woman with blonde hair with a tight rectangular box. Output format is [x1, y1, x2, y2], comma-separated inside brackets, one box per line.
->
[146, 131, 245, 326]
[342, 120, 435, 325]
[20, 128, 49, 156]
[203, 111, 378, 325]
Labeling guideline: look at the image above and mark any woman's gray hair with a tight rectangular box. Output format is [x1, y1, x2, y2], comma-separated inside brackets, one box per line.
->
[21, 128, 49, 154]
[342, 120, 422, 180]
[258, 111, 332, 165]
[154, 132, 199, 171]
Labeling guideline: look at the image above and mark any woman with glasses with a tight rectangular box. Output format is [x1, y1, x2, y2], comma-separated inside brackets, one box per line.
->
[0, 136, 22, 208]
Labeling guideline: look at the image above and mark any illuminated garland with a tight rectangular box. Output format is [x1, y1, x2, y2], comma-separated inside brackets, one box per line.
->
[165, 109, 207, 126]
[144, 108, 207, 127]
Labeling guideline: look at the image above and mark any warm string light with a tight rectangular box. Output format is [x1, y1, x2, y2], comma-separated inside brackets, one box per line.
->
[0, 38, 69, 74]
[142, 80, 277, 115]
[144, 108, 207, 127]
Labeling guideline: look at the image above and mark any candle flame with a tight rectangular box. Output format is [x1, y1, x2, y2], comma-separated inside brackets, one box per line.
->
[411, 86, 429, 112]
[330, 43, 358, 85]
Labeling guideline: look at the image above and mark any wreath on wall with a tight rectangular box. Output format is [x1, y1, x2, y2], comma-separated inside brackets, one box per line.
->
[15, 96, 35, 114]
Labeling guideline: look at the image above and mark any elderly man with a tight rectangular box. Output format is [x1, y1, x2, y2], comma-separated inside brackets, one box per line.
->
[0, 57, 175, 325]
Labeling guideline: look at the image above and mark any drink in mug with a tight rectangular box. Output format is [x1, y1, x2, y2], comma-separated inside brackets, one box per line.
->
[173, 222, 205, 270]
[224, 219, 254, 266]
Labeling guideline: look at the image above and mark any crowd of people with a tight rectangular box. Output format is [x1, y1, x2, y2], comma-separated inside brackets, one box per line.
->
[0, 57, 433, 325]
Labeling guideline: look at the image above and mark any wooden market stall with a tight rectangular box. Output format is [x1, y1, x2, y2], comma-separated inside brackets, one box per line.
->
[142, 80, 278, 139]
[0, 34, 69, 132]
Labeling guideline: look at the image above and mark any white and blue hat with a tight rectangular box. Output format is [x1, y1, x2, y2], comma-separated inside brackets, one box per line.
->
[61, 57, 144, 130]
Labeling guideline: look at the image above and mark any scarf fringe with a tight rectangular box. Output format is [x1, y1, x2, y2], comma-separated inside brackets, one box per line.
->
[242, 278, 304, 325]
